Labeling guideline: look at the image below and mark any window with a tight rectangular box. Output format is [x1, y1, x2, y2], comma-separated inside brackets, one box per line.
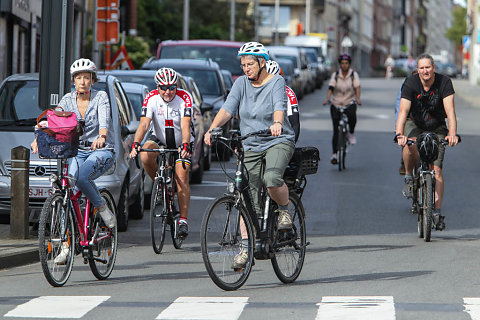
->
[114, 82, 129, 126]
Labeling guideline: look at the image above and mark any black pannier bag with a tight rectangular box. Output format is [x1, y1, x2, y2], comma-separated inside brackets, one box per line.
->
[284, 146, 320, 183]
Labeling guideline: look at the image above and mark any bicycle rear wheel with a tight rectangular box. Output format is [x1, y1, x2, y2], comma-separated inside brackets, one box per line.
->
[423, 174, 433, 242]
[38, 192, 75, 287]
[271, 193, 307, 283]
[89, 190, 118, 280]
[150, 178, 168, 253]
[201, 195, 254, 291]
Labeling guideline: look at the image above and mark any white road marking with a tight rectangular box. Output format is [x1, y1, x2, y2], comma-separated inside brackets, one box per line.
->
[196, 181, 228, 187]
[316, 296, 395, 320]
[191, 196, 216, 201]
[156, 296, 248, 320]
[4, 296, 110, 318]
[464, 298, 480, 319]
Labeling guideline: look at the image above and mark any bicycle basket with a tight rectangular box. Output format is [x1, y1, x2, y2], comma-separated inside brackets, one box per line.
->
[284, 146, 320, 180]
[35, 129, 79, 159]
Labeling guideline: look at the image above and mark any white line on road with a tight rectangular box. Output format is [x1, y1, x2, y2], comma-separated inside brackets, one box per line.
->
[4, 296, 110, 318]
[156, 296, 249, 320]
[196, 181, 228, 187]
[464, 298, 480, 319]
[316, 296, 395, 320]
[191, 196, 216, 201]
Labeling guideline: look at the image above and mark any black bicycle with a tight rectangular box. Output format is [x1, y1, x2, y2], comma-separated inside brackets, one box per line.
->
[335, 102, 355, 171]
[137, 147, 184, 253]
[396, 133, 460, 242]
[201, 128, 318, 290]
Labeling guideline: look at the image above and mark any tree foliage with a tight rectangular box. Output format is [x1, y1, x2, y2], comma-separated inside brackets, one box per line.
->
[446, 6, 467, 48]
[137, 0, 254, 53]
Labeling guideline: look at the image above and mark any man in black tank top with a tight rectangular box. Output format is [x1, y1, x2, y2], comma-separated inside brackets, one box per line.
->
[395, 53, 459, 230]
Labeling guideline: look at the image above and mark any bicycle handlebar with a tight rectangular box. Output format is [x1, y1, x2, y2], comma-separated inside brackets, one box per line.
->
[394, 135, 462, 145]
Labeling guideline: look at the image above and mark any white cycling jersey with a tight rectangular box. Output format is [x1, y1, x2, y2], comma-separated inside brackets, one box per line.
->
[141, 88, 195, 147]
[286, 85, 299, 116]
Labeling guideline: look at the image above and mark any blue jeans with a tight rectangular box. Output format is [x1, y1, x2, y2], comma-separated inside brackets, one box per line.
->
[68, 149, 114, 207]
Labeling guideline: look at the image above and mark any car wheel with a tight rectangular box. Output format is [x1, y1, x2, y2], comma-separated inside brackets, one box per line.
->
[117, 179, 130, 232]
[129, 170, 145, 219]
[191, 147, 204, 184]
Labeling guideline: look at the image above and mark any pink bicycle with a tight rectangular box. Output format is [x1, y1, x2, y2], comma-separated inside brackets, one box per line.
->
[38, 158, 118, 287]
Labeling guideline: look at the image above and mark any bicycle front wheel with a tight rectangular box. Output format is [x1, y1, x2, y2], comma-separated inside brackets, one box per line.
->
[171, 212, 184, 249]
[201, 195, 255, 291]
[150, 178, 168, 254]
[337, 129, 346, 171]
[271, 193, 306, 283]
[423, 174, 433, 242]
[38, 192, 75, 287]
[89, 190, 118, 280]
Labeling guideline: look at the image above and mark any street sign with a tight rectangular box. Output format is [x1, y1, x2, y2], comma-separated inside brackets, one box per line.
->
[96, 20, 119, 43]
[97, 9, 119, 20]
[463, 35, 471, 50]
[97, 0, 119, 8]
[341, 36, 353, 48]
[111, 45, 134, 70]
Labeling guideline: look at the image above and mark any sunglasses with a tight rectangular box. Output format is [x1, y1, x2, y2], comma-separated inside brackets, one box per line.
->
[158, 84, 177, 91]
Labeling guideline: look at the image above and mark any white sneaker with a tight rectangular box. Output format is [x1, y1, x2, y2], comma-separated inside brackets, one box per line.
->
[54, 242, 70, 265]
[231, 249, 248, 269]
[98, 205, 116, 228]
[347, 133, 357, 145]
[276, 209, 293, 230]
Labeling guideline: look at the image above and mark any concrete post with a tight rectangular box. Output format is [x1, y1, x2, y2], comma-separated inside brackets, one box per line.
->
[10, 146, 30, 239]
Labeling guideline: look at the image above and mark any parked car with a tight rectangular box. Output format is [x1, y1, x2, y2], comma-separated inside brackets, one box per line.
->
[121, 82, 149, 119]
[436, 62, 460, 78]
[303, 47, 324, 89]
[141, 58, 232, 161]
[0, 73, 144, 232]
[154, 39, 244, 80]
[104, 70, 209, 185]
[221, 69, 234, 92]
[277, 58, 302, 100]
[267, 46, 309, 99]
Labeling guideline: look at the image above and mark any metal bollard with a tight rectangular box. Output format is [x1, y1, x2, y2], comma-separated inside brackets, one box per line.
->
[10, 146, 30, 239]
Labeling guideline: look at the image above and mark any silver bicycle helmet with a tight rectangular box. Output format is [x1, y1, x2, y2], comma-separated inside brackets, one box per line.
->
[265, 60, 280, 75]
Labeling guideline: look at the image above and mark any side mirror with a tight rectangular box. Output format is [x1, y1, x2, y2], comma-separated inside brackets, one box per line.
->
[121, 120, 139, 138]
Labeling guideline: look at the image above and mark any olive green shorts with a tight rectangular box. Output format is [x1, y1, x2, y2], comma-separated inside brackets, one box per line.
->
[404, 118, 448, 168]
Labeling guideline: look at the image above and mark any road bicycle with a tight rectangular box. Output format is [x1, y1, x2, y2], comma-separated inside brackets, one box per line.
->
[137, 147, 184, 254]
[38, 158, 118, 287]
[335, 102, 355, 171]
[201, 128, 319, 291]
[396, 133, 460, 242]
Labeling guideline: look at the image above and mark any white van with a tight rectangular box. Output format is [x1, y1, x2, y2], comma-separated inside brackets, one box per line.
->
[284, 35, 327, 60]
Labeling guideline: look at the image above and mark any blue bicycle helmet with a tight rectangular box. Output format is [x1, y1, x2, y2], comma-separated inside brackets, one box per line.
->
[238, 42, 269, 61]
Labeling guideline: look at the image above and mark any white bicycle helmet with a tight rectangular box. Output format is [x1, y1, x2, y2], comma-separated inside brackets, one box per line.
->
[155, 67, 178, 86]
[70, 58, 97, 76]
[237, 41, 269, 60]
[265, 60, 280, 75]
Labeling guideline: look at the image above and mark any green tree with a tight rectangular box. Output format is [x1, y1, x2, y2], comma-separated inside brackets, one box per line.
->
[112, 35, 152, 69]
[446, 6, 467, 49]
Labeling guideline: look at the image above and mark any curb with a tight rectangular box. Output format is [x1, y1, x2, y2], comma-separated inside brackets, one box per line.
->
[0, 248, 39, 269]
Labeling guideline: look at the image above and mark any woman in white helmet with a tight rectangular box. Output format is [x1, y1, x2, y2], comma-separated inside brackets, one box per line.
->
[32, 58, 116, 264]
[204, 42, 296, 270]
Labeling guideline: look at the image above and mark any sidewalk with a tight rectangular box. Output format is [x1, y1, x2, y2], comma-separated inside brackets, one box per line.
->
[0, 223, 38, 269]
[452, 78, 480, 108]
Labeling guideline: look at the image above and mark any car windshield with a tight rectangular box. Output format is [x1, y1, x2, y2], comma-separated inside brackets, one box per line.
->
[305, 52, 317, 63]
[174, 69, 221, 96]
[0, 80, 107, 123]
[277, 61, 294, 76]
[275, 55, 298, 68]
[160, 46, 242, 77]
[126, 92, 143, 118]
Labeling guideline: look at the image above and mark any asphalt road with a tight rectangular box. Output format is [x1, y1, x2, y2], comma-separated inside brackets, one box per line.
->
[1, 78, 480, 320]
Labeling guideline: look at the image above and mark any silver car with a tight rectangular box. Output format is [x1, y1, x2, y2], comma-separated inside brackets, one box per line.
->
[0, 74, 144, 232]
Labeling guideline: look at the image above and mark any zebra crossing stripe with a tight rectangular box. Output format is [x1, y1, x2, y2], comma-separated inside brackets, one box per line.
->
[156, 297, 249, 320]
[464, 298, 480, 319]
[4, 296, 110, 318]
[315, 296, 395, 320]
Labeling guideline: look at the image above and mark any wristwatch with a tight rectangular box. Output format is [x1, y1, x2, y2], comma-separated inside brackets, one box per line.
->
[98, 134, 107, 140]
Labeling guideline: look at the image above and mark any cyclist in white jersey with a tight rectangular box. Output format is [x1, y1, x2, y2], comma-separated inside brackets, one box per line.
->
[265, 60, 300, 142]
[130, 67, 194, 239]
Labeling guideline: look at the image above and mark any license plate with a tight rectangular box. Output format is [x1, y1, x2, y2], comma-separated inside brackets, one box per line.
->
[29, 187, 54, 199]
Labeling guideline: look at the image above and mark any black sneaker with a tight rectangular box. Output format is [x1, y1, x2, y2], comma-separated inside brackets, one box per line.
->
[178, 222, 188, 239]
[402, 176, 414, 199]
[433, 212, 446, 231]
